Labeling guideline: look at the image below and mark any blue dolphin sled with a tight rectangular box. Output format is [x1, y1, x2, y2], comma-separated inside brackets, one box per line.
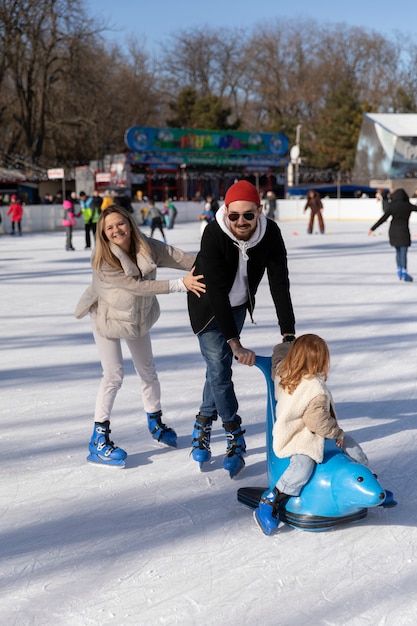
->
[237, 356, 396, 531]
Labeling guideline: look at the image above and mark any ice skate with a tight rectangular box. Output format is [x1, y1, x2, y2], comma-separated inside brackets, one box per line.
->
[401, 268, 413, 282]
[191, 414, 212, 469]
[147, 411, 177, 447]
[87, 420, 127, 468]
[381, 489, 397, 508]
[223, 420, 246, 478]
[253, 488, 288, 536]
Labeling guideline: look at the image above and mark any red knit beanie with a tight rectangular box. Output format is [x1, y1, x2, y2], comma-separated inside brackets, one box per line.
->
[224, 180, 261, 207]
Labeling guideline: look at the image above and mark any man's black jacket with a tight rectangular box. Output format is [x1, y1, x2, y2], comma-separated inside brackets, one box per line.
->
[187, 218, 295, 340]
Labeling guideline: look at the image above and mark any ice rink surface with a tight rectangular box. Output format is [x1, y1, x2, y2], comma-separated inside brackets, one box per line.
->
[1, 219, 416, 625]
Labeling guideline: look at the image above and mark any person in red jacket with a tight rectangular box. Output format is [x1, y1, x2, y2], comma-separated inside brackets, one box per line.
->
[7, 194, 23, 236]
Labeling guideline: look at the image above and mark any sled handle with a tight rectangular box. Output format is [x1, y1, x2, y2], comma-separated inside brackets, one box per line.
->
[254, 356, 276, 454]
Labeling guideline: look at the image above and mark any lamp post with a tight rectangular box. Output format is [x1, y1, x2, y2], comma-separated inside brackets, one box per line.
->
[287, 124, 302, 189]
[295, 124, 302, 186]
[180, 163, 187, 200]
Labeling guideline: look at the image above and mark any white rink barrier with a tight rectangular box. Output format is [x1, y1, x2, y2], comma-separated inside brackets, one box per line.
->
[1, 198, 417, 234]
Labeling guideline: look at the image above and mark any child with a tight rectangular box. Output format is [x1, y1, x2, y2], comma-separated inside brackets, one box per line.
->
[62, 199, 79, 250]
[254, 334, 370, 535]
[198, 202, 214, 237]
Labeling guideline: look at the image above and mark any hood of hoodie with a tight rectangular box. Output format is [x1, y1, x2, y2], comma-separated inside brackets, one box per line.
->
[215, 204, 267, 260]
[391, 188, 409, 203]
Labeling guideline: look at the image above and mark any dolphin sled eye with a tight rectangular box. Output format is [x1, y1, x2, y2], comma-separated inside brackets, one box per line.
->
[357, 476, 364, 482]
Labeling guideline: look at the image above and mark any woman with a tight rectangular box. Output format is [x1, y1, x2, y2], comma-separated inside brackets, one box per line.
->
[75, 205, 205, 467]
[368, 188, 417, 281]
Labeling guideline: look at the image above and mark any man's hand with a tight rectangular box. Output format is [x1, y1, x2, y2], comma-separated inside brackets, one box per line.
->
[228, 338, 256, 366]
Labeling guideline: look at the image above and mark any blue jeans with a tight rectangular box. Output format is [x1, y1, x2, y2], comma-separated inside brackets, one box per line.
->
[197, 304, 247, 424]
[276, 454, 316, 496]
[276, 435, 368, 496]
[395, 246, 407, 269]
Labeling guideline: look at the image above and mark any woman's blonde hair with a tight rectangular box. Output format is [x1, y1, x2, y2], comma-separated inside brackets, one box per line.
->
[92, 205, 150, 271]
[277, 334, 330, 394]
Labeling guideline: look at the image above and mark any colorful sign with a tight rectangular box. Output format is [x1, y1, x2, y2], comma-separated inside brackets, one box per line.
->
[125, 127, 289, 159]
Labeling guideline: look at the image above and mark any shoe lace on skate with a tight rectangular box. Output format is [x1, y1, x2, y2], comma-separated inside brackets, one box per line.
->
[225, 428, 246, 458]
[192, 421, 211, 451]
[150, 415, 173, 441]
[95, 424, 119, 454]
[226, 430, 246, 457]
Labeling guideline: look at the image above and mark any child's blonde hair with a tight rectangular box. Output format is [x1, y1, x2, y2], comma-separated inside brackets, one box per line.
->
[277, 334, 330, 394]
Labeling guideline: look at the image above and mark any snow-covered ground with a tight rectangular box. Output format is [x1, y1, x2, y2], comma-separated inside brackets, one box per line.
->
[1, 218, 416, 625]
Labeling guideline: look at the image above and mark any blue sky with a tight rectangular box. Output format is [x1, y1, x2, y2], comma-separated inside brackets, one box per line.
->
[85, 0, 414, 54]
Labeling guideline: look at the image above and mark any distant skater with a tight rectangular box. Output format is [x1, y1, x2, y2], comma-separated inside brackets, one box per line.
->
[304, 190, 325, 234]
[147, 200, 167, 242]
[7, 194, 23, 236]
[62, 199, 78, 250]
[368, 188, 417, 281]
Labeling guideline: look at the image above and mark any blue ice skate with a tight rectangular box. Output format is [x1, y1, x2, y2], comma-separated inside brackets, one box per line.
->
[380, 489, 397, 507]
[401, 268, 413, 282]
[147, 411, 177, 447]
[87, 420, 127, 468]
[223, 421, 246, 478]
[253, 488, 287, 536]
[191, 414, 212, 469]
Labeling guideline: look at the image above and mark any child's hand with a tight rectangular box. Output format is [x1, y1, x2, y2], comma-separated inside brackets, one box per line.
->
[336, 437, 344, 448]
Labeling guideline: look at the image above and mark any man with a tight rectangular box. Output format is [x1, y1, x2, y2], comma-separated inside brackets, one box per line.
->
[188, 180, 296, 478]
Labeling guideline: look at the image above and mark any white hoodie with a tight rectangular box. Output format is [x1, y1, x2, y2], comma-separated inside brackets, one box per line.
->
[215, 204, 267, 307]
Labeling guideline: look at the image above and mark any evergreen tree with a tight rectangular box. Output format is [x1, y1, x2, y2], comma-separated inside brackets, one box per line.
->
[166, 87, 197, 128]
[307, 76, 364, 174]
[167, 87, 239, 130]
[392, 87, 416, 113]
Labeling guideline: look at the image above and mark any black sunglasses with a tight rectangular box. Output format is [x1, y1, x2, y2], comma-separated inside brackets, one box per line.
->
[228, 211, 257, 222]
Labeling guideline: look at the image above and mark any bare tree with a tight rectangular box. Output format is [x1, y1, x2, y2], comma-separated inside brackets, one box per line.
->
[0, 0, 162, 166]
[0, 0, 88, 162]
[0, 7, 416, 179]
[158, 26, 247, 127]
